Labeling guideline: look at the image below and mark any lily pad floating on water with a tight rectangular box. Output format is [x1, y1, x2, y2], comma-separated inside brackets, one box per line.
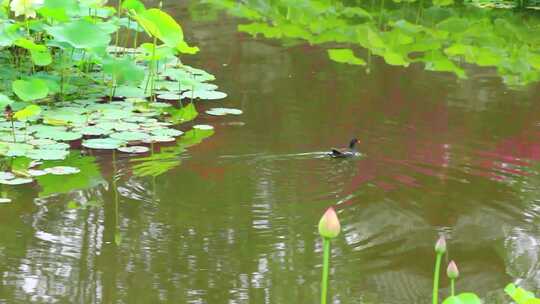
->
[206, 107, 243, 116]
[35, 130, 82, 141]
[110, 131, 151, 142]
[157, 93, 181, 101]
[181, 90, 227, 100]
[118, 146, 150, 153]
[0, 172, 15, 180]
[0, 178, 33, 185]
[44, 166, 81, 175]
[27, 169, 48, 176]
[26, 149, 70, 160]
[0, 198, 11, 203]
[80, 126, 112, 136]
[193, 124, 214, 130]
[82, 138, 125, 149]
[150, 128, 183, 137]
[142, 135, 176, 143]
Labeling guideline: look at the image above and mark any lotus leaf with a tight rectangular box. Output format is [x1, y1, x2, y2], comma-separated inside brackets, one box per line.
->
[0, 178, 33, 185]
[193, 124, 214, 130]
[46, 19, 112, 50]
[14, 105, 42, 121]
[118, 146, 150, 153]
[12, 78, 49, 102]
[26, 149, 70, 160]
[328, 49, 366, 65]
[150, 128, 183, 137]
[82, 138, 125, 149]
[0, 172, 15, 180]
[142, 135, 176, 143]
[110, 131, 151, 142]
[45, 166, 80, 175]
[181, 90, 227, 100]
[80, 126, 111, 136]
[27, 169, 48, 177]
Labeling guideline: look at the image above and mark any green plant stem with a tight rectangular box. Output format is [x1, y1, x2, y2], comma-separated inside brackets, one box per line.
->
[433, 253, 442, 304]
[450, 278, 455, 297]
[115, 0, 122, 49]
[10, 119, 16, 143]
[321, 238, 331, 304]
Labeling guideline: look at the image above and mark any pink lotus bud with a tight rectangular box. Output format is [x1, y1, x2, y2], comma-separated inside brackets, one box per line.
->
[447, 260, 459, 279]
[318, 207, 341, 239]
[435, 236, 446, 254]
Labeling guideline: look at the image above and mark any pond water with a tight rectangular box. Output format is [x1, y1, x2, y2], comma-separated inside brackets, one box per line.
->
[2, 1, 540, 304]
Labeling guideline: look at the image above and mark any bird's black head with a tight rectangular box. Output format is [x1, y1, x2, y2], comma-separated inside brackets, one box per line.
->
[349, 138, 360, 149]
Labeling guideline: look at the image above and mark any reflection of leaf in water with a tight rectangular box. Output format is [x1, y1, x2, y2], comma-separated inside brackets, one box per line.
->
[130, 128, 215, 177]
[36, 152, 105, 197]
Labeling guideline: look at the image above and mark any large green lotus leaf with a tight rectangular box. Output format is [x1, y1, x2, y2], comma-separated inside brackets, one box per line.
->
[12, 79, 49, 102]
[328, 49, 366, 65]
[110, 131, 150, 142]
[122, 0, 146, 13]
[167, 102, 198, 123]
[38, 0, 80, 21]
[14, 38, 52, 66]
[82, 138, 125, 149]
[45, 19, 111, 50]
[137, 43, 175, 61]
[103, 57, 145, 85]
[36, 152, 105, 197]
[134, 8, 199, 54]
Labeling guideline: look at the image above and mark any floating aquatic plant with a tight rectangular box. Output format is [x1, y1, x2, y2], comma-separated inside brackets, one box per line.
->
[0, 0, 242, 180]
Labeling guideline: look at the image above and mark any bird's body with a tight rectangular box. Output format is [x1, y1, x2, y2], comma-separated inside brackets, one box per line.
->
[329, 138, 360, 158]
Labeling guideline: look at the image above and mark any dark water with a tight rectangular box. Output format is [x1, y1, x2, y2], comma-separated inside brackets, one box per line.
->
[2, 3, 540, 304]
